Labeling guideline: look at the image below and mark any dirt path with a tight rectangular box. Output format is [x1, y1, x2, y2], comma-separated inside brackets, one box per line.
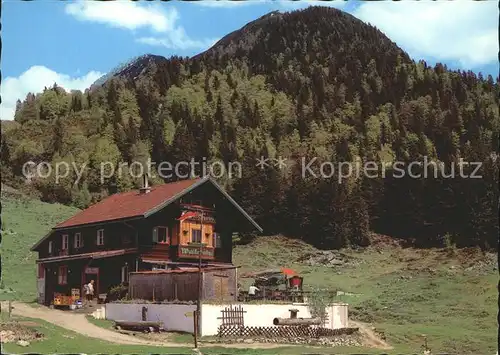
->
[1, 302, 291, 349]
[350, 320, 392, 350]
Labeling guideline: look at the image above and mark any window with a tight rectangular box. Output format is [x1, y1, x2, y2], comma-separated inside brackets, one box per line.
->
[97, 229, 104, 246]
[62, 235, 69, 250]
[213, 233, 222, 248]
[191, 229, 202, 243]
[152, 227, 168, 243]
[74, 233, 83, 249]
[121, 265, 129, 283]
[48, 241, 53, 254]
[38, 264, 45, 279]
[58, 266, 67, 285]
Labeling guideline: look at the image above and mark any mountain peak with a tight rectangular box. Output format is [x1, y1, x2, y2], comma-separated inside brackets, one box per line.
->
[91, 54, 168, 89]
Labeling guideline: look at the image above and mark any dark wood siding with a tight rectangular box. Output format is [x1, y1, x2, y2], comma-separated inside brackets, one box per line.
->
[129, 272, 199, 302]
[38, 222, 138, 259]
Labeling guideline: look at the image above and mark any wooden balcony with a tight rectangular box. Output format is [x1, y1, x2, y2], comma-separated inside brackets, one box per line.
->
[140, 243, 171, 262]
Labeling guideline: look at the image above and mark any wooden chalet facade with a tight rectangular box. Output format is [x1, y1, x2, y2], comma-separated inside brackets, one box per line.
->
[31, 177, 262, 306]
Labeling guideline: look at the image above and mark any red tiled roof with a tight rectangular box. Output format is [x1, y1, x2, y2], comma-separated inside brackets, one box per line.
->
[56, 178, 202, 229]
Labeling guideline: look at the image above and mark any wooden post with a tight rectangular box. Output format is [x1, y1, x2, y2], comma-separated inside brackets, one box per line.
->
[8, 300, 12, 318]
[152, 284, 155, 302]
[196, 211, 204, 338]
[193, 310, 198, 349]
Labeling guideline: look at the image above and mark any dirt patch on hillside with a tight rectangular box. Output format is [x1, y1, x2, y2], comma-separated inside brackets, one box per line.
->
[397, 247, 497, 275]
[0, 320, 44, 343]
[367, 233, 406, 248]
[297, 250, 362, 267]
[350, 320, 392, 350]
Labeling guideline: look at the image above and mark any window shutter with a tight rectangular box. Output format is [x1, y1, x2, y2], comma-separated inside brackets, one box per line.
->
[152, 227, 158, 242]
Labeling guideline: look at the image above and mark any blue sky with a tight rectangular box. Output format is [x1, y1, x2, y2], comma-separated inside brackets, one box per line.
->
[2, 0, 498, 120]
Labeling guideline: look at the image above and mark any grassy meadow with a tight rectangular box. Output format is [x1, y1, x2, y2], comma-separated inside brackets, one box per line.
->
[0, 195, 80, 302]
[1, 194, 497, 354]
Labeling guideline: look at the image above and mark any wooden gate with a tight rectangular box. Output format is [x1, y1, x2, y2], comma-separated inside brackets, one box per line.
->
[217, 305, 246, 327]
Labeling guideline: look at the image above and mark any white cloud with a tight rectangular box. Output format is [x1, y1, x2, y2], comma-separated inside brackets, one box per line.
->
[352, 0, 498, 68]
[65, 0, 175, 32]
[0, 66, 103, 121]
[65, 1, 214, 51]
[137, 34, 219, 51]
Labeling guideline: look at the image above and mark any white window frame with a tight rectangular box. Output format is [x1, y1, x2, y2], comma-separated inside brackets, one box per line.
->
[48, 241, 53, 254]
[74, 233, 83, 249]
[96, 229, 104, 246]
[152, 226, 169, 244]
[61, 235, 69, 250]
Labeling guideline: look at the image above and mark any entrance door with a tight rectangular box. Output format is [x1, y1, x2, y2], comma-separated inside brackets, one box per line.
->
[83, 267, 99, 298]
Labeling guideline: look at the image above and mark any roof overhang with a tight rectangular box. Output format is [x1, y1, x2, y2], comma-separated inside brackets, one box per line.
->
[30, 230, 54, 252]
[36, 254, 92, 264]
[36, 248, 138, 264]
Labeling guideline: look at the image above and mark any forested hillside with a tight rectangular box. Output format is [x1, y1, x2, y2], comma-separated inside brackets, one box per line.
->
[2, 7, 498, 250]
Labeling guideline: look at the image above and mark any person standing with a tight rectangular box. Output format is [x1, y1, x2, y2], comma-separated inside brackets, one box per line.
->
[85, 280, 95, 305]
[248, 283, 260, 298]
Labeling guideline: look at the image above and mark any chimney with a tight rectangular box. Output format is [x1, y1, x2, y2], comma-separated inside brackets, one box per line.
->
[140, 173, 151, 194]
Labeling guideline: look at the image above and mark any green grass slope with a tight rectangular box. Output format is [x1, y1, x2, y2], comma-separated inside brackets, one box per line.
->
[234, 236, 498, 354]
[1, 194, 497, 354]
[0, 196, 80, 301]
